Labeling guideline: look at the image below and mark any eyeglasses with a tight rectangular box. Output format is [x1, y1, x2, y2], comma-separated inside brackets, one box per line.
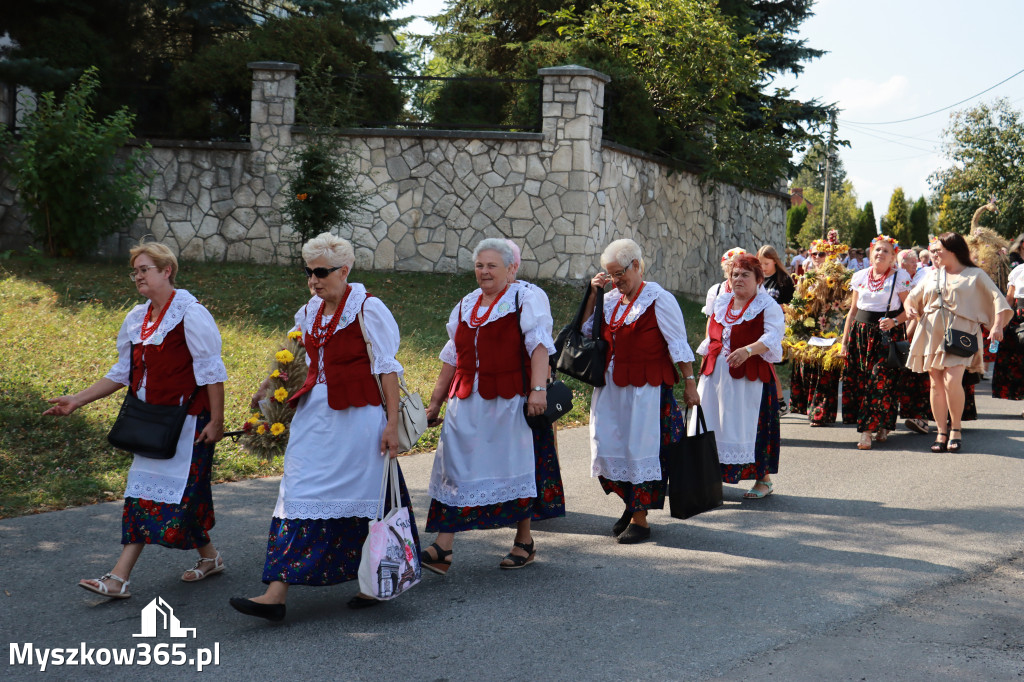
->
[303, 265, 343, 279]
[129, 265, 159, 281]
[608, 263, 632, 280]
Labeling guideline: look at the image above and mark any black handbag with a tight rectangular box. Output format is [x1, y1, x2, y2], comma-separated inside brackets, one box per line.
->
[938, 270, 978, 358]
[553, 282, 609, 386]
[516, 292, 574, 428]
[667, 406, 724, 520]
[107, 344, 198, 459]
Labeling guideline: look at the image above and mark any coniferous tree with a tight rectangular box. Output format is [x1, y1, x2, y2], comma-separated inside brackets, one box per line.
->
[852, 202, 877, 249]
[786, 204, 808, 245]
[885, 187, 913, 248]
[909, 197, 930, 247]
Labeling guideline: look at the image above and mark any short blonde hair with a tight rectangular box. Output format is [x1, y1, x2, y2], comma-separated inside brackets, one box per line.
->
[130, 240, 178, 286]
[302, 232, 355, 270]
[601, 238, 644, 275]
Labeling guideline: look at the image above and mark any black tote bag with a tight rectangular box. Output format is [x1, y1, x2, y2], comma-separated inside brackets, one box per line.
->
[553, 283, 609, 386]
[668, 406, 724, 520]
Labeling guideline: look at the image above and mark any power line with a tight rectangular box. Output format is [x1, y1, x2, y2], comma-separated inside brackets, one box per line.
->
[845, 125, 938, 154]
[842, 120, 940, 145]
[840, 66, 1024, 125]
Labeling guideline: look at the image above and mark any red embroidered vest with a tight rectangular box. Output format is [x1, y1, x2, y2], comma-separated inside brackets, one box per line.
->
[700, 311, 775, 383]
[450, 309, 531, 400]
[289, 298, 382, 411]
[130, 322, 211, 416]
[601, 305, 677, 388]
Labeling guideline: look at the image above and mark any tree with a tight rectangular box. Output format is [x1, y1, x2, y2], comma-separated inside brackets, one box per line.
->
[884, 187, 912, 248]
[0, 68, 151, 257]
[786, 204, 808, 245]
[851, 202, 877, 249]
[909, 197, 929, 247]
[930, 98, 1024, 238]
[794, 141, 847, 195]
[794, 180, 859, 247]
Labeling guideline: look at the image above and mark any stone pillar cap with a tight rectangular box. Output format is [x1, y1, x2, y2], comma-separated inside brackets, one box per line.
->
[247, 61, 300, 72]
[537, 64, 611, 83]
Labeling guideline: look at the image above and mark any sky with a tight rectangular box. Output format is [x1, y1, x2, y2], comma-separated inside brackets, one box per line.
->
[394, 0, 1024, 217]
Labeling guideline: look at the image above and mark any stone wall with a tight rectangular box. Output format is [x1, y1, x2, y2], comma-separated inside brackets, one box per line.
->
[0, 63, 787, 297]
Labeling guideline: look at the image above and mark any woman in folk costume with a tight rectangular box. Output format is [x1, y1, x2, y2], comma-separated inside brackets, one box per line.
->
[694, 254, 784, 498]
[840, 235, 912, 450]
[45, 241, 228, 599]
[896, 249, 934, 435]
[702, 247, 746, 316]
[992, 261, 1024, 417]
[787, 232, 854, 426]
[230, 233, 418, 621]
[420, 238, 558, 573]
[582, 239, 700, 543]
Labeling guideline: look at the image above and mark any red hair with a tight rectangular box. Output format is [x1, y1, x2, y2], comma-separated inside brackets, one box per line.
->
[732, 254, 764, 283]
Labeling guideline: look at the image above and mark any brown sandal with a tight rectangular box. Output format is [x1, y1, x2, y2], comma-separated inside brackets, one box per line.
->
[420, 543, 452, 575]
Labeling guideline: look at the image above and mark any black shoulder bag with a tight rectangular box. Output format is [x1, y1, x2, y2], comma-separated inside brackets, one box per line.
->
[553, 282, 609, 386]
[516, 292, 573, 429]
[107, 343, 199, 459]
[938, 269, 979, 358]
[882, 272, 911, 370]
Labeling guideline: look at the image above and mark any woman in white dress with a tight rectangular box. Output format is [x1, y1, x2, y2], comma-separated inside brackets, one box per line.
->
[840, 236, 912, 450]
[583, 239, 700, 543]
[420, 238, 556, 573]
[45, 241, 228, 599]
[229, 233, 417, 621]
[694, 254, 784, 498]
[991, 261, 1024, 416]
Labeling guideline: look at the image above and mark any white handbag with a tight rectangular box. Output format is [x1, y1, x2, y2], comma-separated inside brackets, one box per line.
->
[357, 310, 429, 453]
[357, 458, 421, 600]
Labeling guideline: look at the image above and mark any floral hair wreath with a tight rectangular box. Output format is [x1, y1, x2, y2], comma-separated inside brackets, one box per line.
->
[721, 247, 747, 263]
[870, 234, 900, 253]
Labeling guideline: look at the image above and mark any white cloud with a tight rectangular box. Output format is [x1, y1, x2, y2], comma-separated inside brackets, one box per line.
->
[830, 75, 910, 115]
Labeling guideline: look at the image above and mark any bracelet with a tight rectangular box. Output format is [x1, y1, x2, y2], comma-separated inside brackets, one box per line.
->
[531, 385, 547, 392]
[683, 375, 695, 382]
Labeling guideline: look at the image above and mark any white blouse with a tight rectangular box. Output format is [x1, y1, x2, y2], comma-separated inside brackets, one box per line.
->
[695, 291, 784, 363]
[582, 282, 696, 364]
[1009, 264, 1024, 297]
[850, 268, 912, 312]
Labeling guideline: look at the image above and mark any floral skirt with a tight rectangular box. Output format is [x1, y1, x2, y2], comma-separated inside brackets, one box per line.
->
[791, 361, 847, 425]
[426, 421, 565, 533]
[122, 413, 215, 550]
[844, 320, 905, 433]
[992, 308, 1024, 401]
[599, 386, 684, 513]
[262, 462, 420, 586]
[898, 368, 931, 421]
[721, 382, 780, 483]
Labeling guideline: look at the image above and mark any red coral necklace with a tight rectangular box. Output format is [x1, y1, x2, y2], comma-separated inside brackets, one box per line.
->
[309, 286, 350, 348]
[140, 290, 176, 341]
[866, 267, 891, 293]
[609, 282, 646, 331]
[723, 293, 755, 324]
[469, 284, 510, 327]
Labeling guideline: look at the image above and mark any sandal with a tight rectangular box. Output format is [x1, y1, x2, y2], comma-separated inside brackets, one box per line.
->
[930, 431, 948, 453]
[905, 418, 930, 434]
[182, 552, 225, 582]
[499, 540, 536, 569]
[79, 573, 131, 599]
[875, 428, 889, 443]
[743, 481, 774, 499]
[420, 543, 453, 575]
[856, 433, 872, 450]
[947, 429, 962, 452]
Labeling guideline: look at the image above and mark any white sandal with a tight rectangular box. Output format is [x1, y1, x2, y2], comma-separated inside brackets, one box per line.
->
[181, 552, 225, 582]
[79, 573, 131, 599]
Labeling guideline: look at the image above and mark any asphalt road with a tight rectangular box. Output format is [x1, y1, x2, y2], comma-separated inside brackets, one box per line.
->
[2, 383, 1022, 681]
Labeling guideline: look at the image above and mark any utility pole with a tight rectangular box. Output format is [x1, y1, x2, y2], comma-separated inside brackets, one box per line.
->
[820, 110, 837, 238]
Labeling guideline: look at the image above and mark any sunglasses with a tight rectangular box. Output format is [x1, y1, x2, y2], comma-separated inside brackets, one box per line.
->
[811, 252, 826, 257]
[303, 265, 343, 279]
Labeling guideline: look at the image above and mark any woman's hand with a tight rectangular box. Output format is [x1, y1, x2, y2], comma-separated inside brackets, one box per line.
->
[879, 317, 896, 331]
[905, 304, 919, 319]
[726, 346, 751, 368]
[526, 388, 547, 417]
[426, 401, 443, 427]
[380, 420, 400, 459]
[683, 380, 700, 408]
[591, 272, 612, 291]
[839, 339, 849, 357]
[989, 326, 1004, 342]
[195, 419, 224, 444]
[43, 395, 82, 417]
[250, 377, 272, 409]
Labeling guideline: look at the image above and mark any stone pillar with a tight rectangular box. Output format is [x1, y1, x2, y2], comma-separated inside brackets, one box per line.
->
[537, 65, 611, 279]
[248, 62, 298, 262]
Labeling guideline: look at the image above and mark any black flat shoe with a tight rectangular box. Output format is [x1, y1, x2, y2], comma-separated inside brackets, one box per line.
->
[347, 595, 382, 610]
[229, 597, 286, 622]
[611, 509, 632, 536]
[617, 523, 651, 544]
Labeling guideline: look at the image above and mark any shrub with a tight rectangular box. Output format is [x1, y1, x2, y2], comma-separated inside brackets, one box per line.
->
[0, 67, 151, 257]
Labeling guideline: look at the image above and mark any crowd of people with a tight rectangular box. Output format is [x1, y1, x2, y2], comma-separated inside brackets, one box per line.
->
[44, 226, 1023, 621]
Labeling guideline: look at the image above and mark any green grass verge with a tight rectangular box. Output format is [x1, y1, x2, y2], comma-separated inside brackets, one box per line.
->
[0, 256, 708, 518]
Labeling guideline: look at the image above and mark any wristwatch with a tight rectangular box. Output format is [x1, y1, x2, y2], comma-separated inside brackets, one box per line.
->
[683, 376, 695, 381]
[531, 385, 547, 392]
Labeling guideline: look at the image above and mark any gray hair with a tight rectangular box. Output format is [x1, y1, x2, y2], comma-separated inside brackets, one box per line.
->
[473, 238, 515, 266]
[302, 232, 355, 270]
[601, 238, 644, 274]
